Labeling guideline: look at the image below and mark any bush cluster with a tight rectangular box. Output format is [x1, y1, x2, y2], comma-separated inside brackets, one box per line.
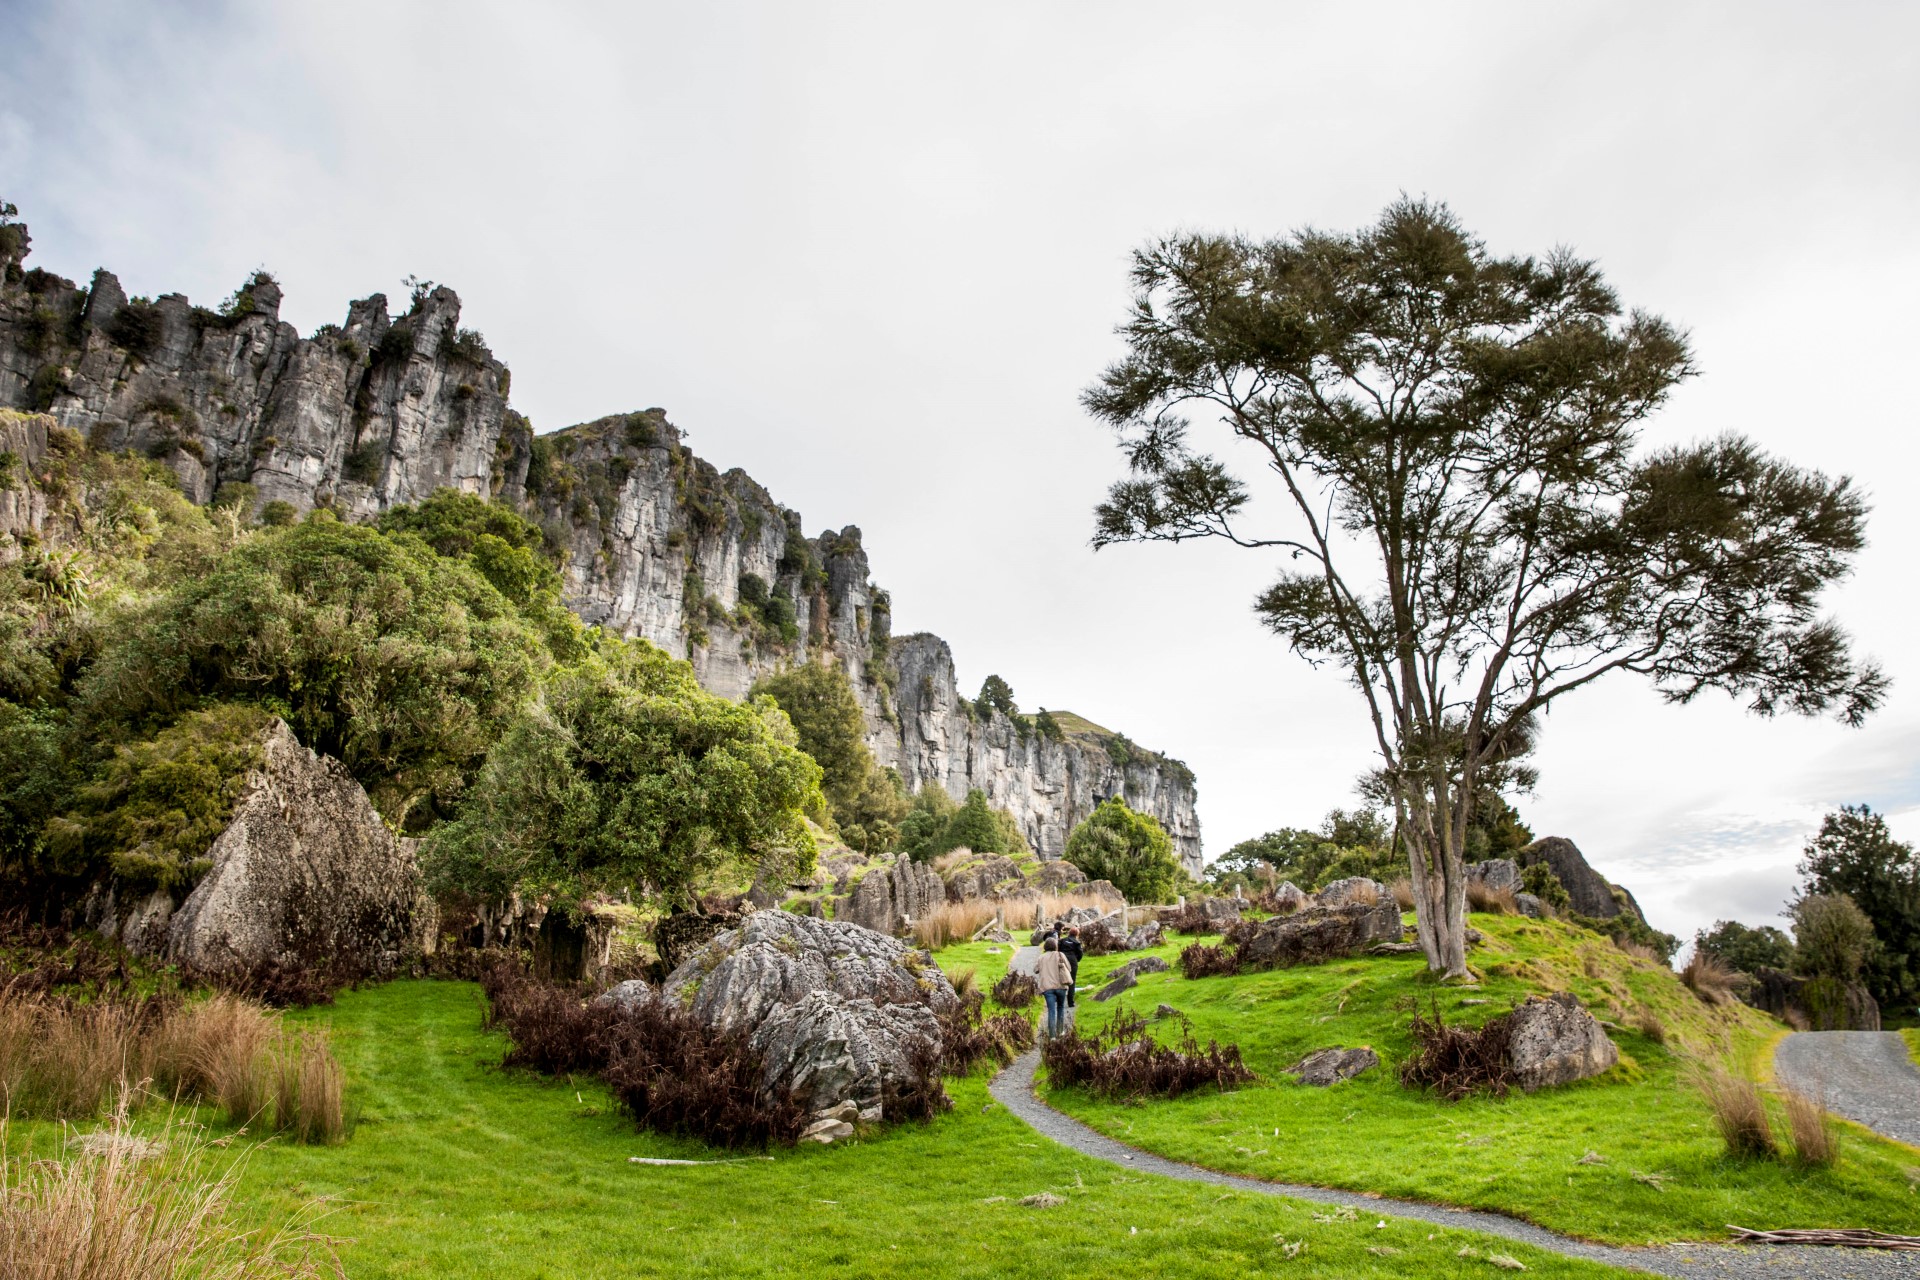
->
[1397, 998, 1516, 1101]
[1041, 1009, 1253, 1100]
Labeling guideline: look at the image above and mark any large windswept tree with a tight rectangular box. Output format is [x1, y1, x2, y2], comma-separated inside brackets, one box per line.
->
[1085, 199, 1883, 978]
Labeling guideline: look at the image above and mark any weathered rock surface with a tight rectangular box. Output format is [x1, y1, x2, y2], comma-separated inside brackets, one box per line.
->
[1465, 859, 1522, 895]
[1108, 955, 1169, 983]
[0, 231, 1203, 873]
[1234, 901, 1404, 970]
[163, 720, 433, 976]
[750, 990, 941, 1120]
[653, 909, 743, 974]
[1290, 1046, 1379, 1086]
[942, 855, 1025, 901]
[838, 857, 945, 936]
[1513, 892, 1549, 919]
[663, 910, 954, 1034]
[1123, 921, 1164, 950]
[593, 978, 653, 1012]
[660, 910, 956, 1119]
[1092, 970, 1137, 1001]
[1269, 881, 1308, 913]
[1739, 967, 1881, 1031]
[1315, 877, 1387, 908]
[1505, 993, 1619, 1090]
[1517, 838, 1620, 919]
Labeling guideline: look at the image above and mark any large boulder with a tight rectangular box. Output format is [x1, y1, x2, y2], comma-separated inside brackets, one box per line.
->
[1517, 838, 1619, 919]
[1031, 860, 1089, 893]
[749, 990, 942, 1120]
[1234, 900, 1404, 970]
[662, 911, 955, 1121]
[663, 910, 956, 1033]
[1315, 877, 1387, 908]
[1465, 859, 1522, 895]
[654, 908, 743, 974]
[942, 854, 1024, 901]
[838, 857, 945, 936]
[1268, 881, 1309, 914]
[1505, 992, 1619, 1090]
[164, 720, 433, 977]
[1123, 921, 1165, 950]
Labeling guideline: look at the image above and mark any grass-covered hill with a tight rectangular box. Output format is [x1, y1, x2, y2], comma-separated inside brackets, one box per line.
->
[935, 909, 1920, 1246]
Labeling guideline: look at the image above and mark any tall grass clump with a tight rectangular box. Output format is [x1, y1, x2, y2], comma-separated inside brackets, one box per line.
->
[1398, 1000, 1516, 1100]
[1679, 950, 1738, 1006]
[0, 1097, 344, 1279]
[273, 1030, 346, 1145]
[1698, 1069, 1777, 1159]
[910, 899, 999, 949]
[1782, 1088, 1837, 1167]
[1465, 883, 1517, 915]
[1387, 878, 1415, 911]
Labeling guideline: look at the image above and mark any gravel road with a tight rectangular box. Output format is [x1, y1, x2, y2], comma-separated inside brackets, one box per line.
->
[987, 1048, 1917, 1279]
[1775, 1031, 1920, 1148]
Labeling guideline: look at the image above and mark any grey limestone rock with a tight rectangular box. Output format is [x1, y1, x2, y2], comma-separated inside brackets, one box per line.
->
[838, 856, 945, 937]
[165, 719, 434, 977]
[1505, 992, 1619, 1090]
[1315, 877, 1387, 908]
[1465, 859, 1522, 895]
[593, 978, 653, 1012]
[1123, 921, 1164, 950]
[942, 854, 1024, 901]
[1290, 1046, 1379, 1086]
[662, 910, 955, 1037]
[1513, 892, 1549, 919]
[1234, 900, 1404, 970]
[1517, 837, 1620, 919]
[1092, 970, 1136, 1001]
[750, 989, 940, 1120]
[1270, 881, 1308, 913]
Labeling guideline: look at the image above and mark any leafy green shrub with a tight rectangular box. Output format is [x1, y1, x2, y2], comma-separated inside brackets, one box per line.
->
[1034, 708, 1064, 741]
[974, 674, 1016, 720]
[1693, 919, 1795, 974]
[52, 703, 271, 889]
[76, 518, 547, 821]
[1520, 861, 1571, 915]
[425, 638, 822, 911]
[1797, 805, 1920, 1009]
[260, 500, 297, 527]
[1062, 798, 1178, 902]
[1792, 893, 1874, 980]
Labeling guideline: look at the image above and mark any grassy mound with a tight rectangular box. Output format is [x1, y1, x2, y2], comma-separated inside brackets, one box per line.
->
[6, 981, 1639, 1278]
[937, 913, 1920, 1245]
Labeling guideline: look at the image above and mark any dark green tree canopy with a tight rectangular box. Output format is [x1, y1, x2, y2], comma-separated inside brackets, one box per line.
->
[424, 637, 823, 911]
[1798, 805, 1920, 1006]
[751, 661, 871, 817]
[75, 517, 548, 820]
[1063, 797, 1179, 903]
[1085, 198, 1883, 976]
[1694, 919, 1796, 975]
[975, 674, 1017, 719]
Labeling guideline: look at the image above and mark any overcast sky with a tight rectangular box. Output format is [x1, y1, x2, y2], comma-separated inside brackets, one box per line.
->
[6, 1, 1918, 948]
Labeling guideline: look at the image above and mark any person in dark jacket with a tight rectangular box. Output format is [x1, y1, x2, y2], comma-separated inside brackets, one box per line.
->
[1058, 926, 1085, 1010]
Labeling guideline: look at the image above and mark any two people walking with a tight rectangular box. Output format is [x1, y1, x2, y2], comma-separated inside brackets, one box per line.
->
[1036, 923, 1083, 1039]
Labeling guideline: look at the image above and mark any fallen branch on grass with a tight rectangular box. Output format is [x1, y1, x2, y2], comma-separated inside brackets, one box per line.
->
[1726, 1226, 1920, 1251]
[627, 1156, 775, 1166]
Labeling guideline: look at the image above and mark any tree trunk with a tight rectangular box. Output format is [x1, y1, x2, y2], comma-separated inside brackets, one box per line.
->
[1401, 791, 1471, 981]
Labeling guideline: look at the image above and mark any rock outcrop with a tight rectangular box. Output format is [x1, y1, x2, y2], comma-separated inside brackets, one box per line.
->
[0, 229, 1203, 873]
[1315, 877, 1387, 908]
[660, 910, 955, 1119]
[1465, 859, 1522, 895]
[1505, 993, 1619, 1090]
[1234, 900, 1405, 971]
[160, 719, 434, 977]
[837, 857, 946, 936]
[1517, 838, 1620, 919]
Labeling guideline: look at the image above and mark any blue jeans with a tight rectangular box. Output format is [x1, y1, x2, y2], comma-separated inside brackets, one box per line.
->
[1043, 988, 1068, 1038]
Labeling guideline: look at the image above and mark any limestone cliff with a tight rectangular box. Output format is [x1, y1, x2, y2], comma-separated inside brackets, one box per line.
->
[0, 221, 1202, 871]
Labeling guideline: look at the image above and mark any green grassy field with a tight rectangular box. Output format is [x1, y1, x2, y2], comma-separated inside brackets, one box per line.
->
[938, 915, 1920, 1246]
[8, 980, 1648, 1279]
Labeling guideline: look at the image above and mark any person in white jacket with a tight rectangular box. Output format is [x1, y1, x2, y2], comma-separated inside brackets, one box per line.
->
[1036, 938, 1074, 1039]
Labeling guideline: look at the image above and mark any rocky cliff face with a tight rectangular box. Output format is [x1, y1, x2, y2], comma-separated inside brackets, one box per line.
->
[0, 223, 1202, 871]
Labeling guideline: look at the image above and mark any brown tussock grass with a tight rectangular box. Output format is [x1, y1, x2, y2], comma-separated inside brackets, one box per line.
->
[1387, 878, 1414, 911]
[1698, 1068, 1776, 1159]
[1782, 1088, 1838, 1167]
[1465, 883, 1517, 915]
[0, 1094, 344, 1279]
[910, 899, 1002, 950]
[1680, 950, 1739, 1006]
[273, 1030, 346, 1146]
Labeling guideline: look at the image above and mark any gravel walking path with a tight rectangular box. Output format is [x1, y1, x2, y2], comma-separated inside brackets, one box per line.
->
[1775, 1031, 1920, 1148]
[987, 1048, 1916, 1279]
